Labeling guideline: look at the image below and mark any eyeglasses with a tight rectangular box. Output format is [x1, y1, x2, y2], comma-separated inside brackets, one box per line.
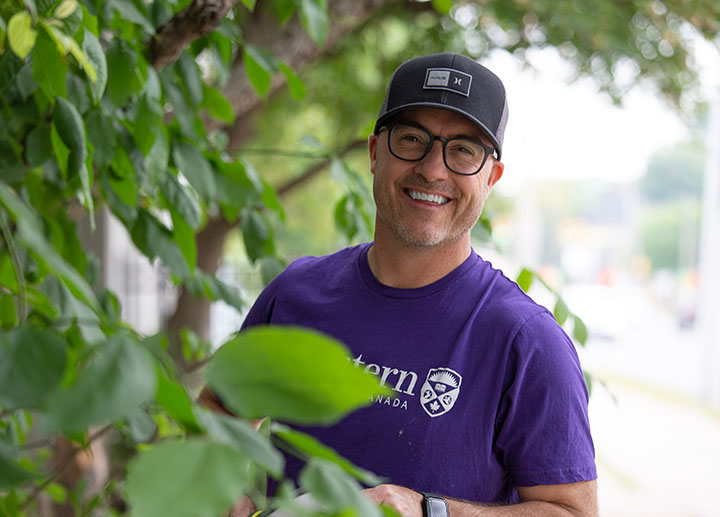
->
[379, 122, 496, 176]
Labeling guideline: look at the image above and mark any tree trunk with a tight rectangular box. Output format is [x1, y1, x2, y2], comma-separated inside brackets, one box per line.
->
[166, 0, 397, 342]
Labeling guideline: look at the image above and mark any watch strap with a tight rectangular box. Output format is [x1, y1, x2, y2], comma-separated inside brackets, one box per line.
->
[419, 491, 449, 517]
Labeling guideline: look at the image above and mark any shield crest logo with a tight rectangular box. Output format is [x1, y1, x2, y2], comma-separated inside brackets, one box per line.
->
[420, 367, 462, 417]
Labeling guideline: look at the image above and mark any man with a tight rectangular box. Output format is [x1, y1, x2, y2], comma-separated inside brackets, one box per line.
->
[225, 53, 597, 516]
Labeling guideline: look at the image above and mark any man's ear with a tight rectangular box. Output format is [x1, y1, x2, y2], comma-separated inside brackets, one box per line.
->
[368, 134, 378, 175]
[487, 159, 504, 188]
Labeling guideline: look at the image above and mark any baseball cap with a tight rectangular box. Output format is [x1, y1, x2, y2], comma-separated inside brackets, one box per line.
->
[374, 53, 509, 159]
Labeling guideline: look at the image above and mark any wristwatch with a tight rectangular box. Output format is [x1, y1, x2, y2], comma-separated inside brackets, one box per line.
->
[420, 491, 449, 517]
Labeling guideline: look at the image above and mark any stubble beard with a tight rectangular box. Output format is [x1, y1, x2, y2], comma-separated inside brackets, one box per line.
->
[373, 178, 479, 250]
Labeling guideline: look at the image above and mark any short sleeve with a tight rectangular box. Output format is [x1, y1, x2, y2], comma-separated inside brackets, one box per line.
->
[240, 272, 283, 329]
[494, 312, 597, 486]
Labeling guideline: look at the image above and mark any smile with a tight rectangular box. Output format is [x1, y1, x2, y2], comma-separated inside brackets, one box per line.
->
[406, 190, 450, 205]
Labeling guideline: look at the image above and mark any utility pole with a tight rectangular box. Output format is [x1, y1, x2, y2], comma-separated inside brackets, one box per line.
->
[697, 91, 720, 408]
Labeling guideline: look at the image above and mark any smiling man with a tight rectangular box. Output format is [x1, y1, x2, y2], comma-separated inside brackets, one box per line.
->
[234, 53, 598, 516]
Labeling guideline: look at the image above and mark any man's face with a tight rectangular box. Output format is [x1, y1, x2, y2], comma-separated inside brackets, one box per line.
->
[368, 108, 504, 250]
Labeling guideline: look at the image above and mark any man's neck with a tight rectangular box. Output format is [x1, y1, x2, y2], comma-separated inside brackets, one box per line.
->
[367, 233, 472, 289]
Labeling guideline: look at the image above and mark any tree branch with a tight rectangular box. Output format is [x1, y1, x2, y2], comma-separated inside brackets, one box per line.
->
[149, 0, 239, 70]
[19, 424, 113, 511]
[275, 139, 367, 198]
[223, 0, 397, 149]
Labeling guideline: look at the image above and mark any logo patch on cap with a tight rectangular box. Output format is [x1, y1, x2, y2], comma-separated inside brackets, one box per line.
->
[423, 68, 472, 97]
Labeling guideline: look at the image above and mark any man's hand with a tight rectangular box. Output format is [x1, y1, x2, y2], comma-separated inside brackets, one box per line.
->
[364, 484, 424, 517]
[364, 480, 598, 517]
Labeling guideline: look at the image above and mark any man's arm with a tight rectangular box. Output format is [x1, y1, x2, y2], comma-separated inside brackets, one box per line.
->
[364, 480, 598, 517]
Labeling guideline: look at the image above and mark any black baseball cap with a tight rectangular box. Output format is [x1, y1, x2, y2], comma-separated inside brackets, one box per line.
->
[375, 53, 509, 159]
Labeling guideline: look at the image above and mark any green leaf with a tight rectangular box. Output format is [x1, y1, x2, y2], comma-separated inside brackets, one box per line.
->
[0, 327, 67, 409]
[0, 293, 18, 328]
[198, 272, 245, 312]
[200, 84, 235, 124]
[0, 450, 40, 490]
[206, 326, 388, 425]
[239, 0, 257, 10]
[177, 52, 202, 106]
[86, 109, 116, 168]
[162, 77, 197, 139]
[125, 408, 157, 443]
[242, 46, 273, 98]
[26, 124, 53, 167]
[260, 255, 286, 286]
[583, 371, 593, 396]
[334, 194, 359, 240]
[0, 182, 100, 312]
[155, 368, 201, 432]
[298, 0, 328, 45]
[111, 0, 154, 33]
[133, 94, 162, 155]
[45, 482, 68, 504]
[42, 335, 156, 433]
[13, 61, 37, 99]
[195, 409, 284, 478]
[553, 297, 569, 326]
[32, 28, 65, 98]
[279, 61, 305, 100]
[299, 458, 382, 517]
[431, 0, 453, 15]
[573, 315, 588, 346]
[106, 38, 141, 107]
[172, 142, 216, 201]
[53, 0, 77, 18]
[66, 72, 90, 115]
[146, 128, 170, 183]
[160, 172, 202, 230]
[272, 0, 297, 24]
[272, 424, 381, 486]
[8, 12, 37, 59]
[125, 439, 250, 517]
[170, 208, 196, 274]
[130, 210, 191, 281]
[240, 209, 273, 262]
[215, 159, 262, 208]
[516, 268, 533, 292]
[82, 30, 107, 104]
[41, 23, 96, 82]
[53, 97, 86, 160]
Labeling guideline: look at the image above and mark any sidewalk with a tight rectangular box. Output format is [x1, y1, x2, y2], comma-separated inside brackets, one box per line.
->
[578, 308, 720, 516]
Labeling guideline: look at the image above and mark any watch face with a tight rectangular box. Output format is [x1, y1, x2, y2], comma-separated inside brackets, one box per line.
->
[424, 496, 449, 517]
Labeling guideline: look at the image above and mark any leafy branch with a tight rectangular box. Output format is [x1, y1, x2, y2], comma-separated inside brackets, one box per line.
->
[0, 208, 26, 323]
[18, 424, 114, 511]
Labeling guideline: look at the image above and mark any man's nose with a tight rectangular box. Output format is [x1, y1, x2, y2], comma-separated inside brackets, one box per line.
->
[414, 140, 450, 181]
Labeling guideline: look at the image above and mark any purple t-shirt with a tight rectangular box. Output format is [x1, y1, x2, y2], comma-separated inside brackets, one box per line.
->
[241, 243, 596, 503]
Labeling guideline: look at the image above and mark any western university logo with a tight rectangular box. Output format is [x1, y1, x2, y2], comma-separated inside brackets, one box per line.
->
[423, 68, 472, 97]
[420, 368, 462, 417]
[348, 354, 463, 416]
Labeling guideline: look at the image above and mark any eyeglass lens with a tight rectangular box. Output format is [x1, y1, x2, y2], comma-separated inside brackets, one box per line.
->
[388, 124, 488, 175]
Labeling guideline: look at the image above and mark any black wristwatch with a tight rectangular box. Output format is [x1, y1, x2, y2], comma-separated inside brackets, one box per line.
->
[420, 491, 449, 517]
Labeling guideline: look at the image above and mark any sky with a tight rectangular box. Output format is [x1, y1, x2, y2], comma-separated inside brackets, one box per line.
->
[483, 47, 700, 194]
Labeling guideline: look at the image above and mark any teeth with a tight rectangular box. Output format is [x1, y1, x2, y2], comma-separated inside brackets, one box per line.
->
[408, 190, 449, 205]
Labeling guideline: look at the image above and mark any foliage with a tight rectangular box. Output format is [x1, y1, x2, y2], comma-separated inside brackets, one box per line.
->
[641, 198, 702, 271]
[0, 0, 385, 514]
[638, 139, 705, 203]
[638, 138, 705, 271]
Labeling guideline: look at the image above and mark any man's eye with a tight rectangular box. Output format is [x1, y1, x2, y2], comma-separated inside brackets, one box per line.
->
[450, 142, 477, 156]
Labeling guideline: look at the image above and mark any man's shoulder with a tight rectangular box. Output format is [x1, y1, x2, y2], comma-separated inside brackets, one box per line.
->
[473, 257, 548, 317]
[274, 243, 368, 288]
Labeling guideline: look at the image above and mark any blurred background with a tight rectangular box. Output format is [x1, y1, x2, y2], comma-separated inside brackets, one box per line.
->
[90, 2, 720, 515]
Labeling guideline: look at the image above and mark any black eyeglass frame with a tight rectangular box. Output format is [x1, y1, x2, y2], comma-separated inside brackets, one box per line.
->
[377, 122, 497, 176]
